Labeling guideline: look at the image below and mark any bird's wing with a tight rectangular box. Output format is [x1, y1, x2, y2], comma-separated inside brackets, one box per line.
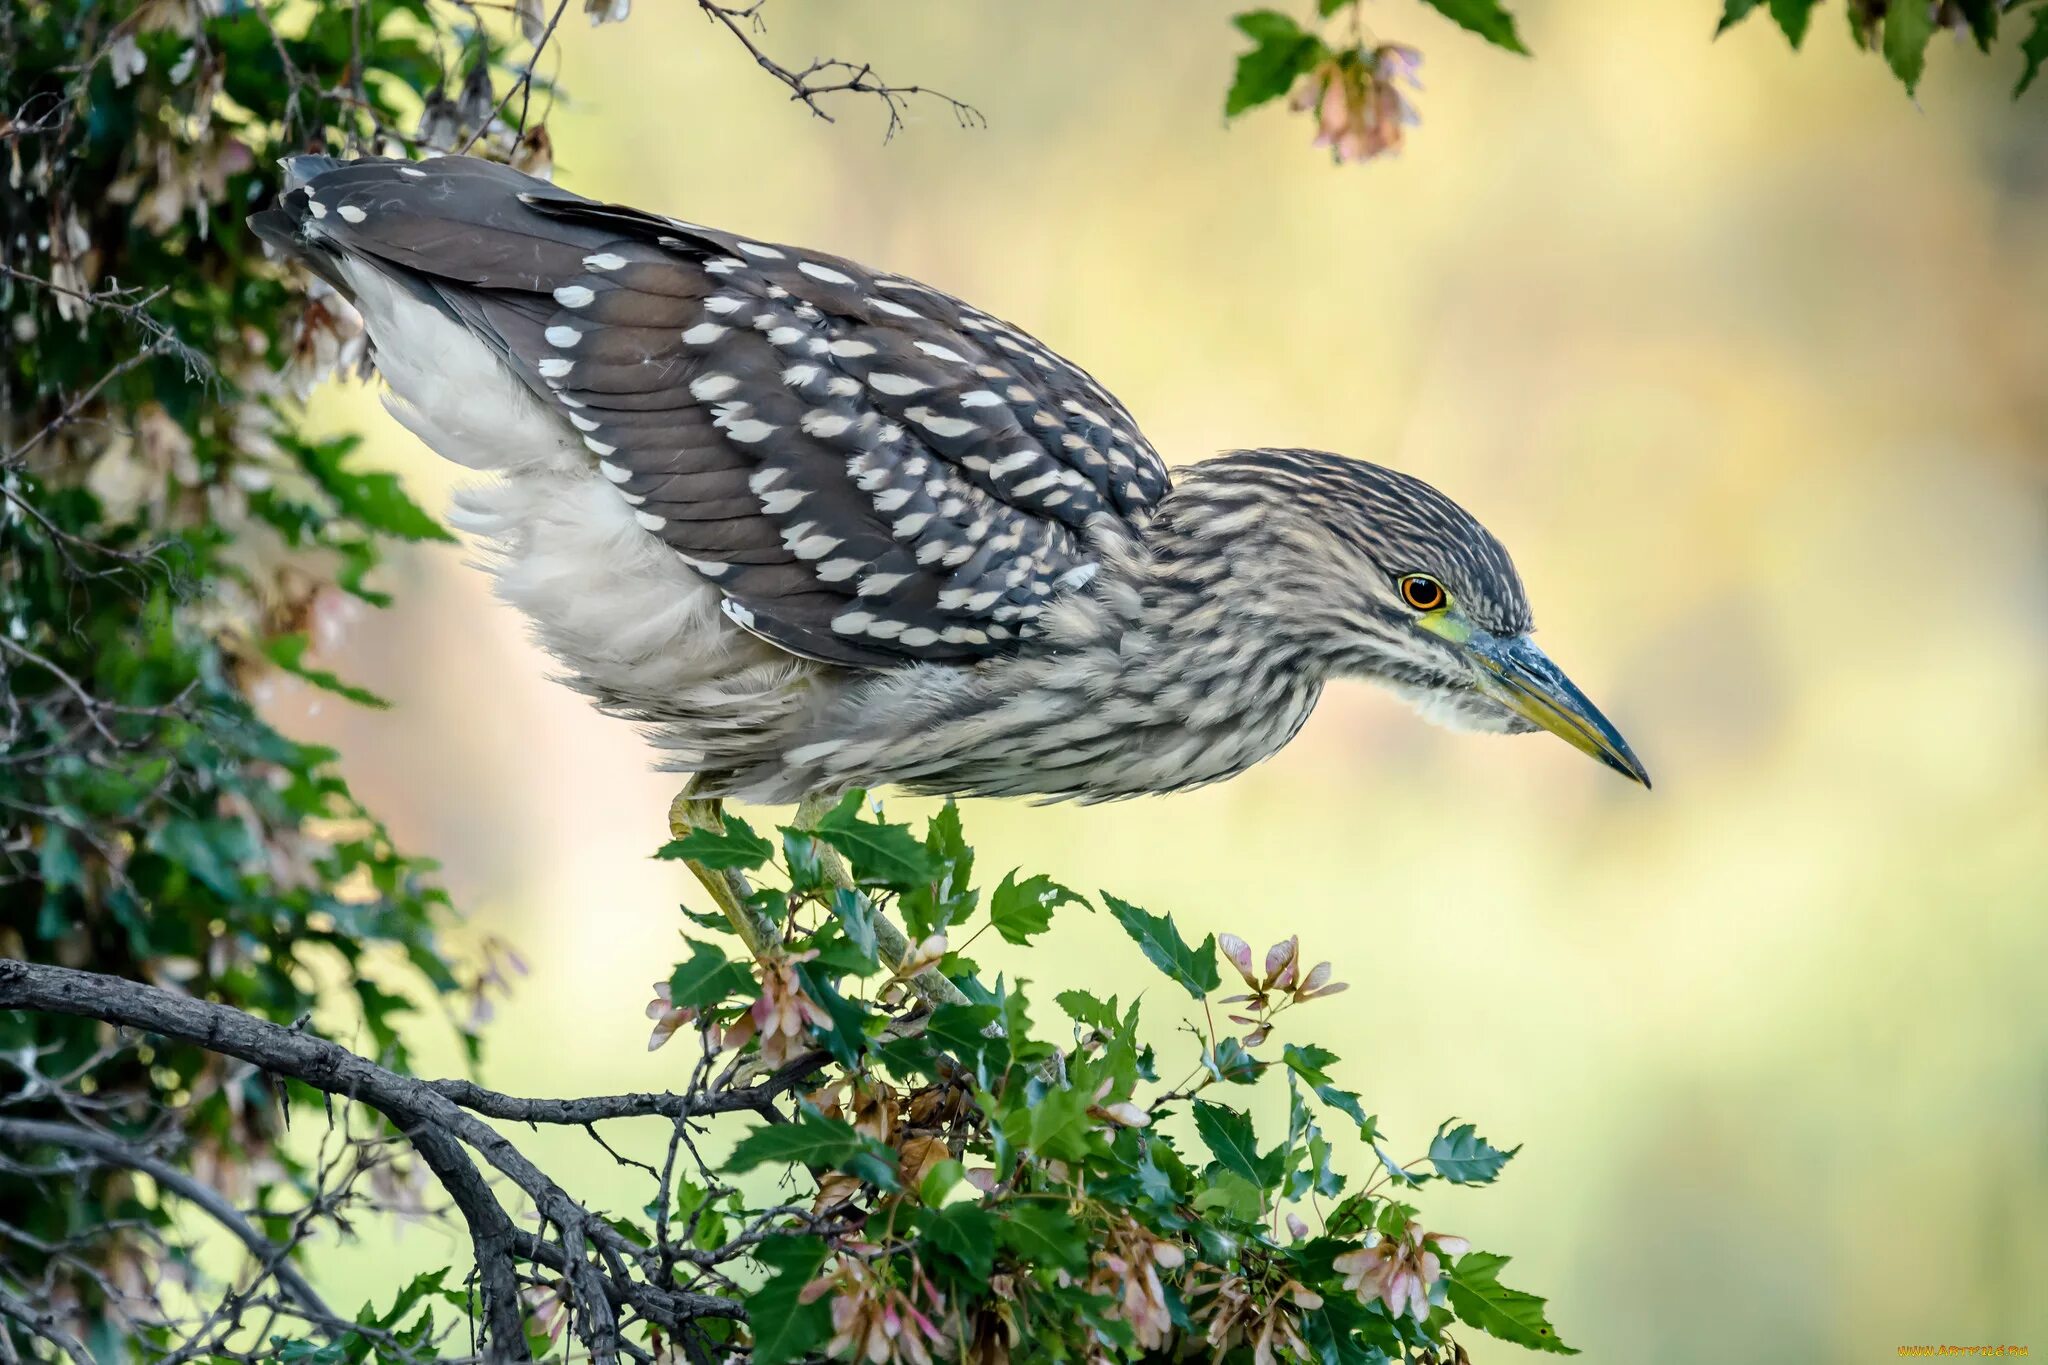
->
[273, 157, 1170, 668]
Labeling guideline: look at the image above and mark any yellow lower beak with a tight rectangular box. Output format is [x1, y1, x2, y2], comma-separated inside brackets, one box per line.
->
[1471, 635, 1650, 788]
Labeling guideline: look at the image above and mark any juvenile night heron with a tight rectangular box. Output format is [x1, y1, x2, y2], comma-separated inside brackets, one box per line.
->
[252, 156, 1648, 818]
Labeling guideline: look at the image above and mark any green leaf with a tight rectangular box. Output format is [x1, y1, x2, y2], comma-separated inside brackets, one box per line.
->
[1055, 989, 1122, 1034]
[1281, 1043, 1371, 1132]
[997, 1204, 1091, 1275]
[1445, 1251, 1578, 1354]
[1767, 0, 1816, 48]
[1026, 1083, 1099, 1162]
[2016, 4, 2048, 96]
[666, 938, 753, 1012]
[728, 1110, 900, 1191]
[919, 1158, 965, 1205]
[746, 1236, 834, 1365]
[263, 633, 391, 709]
[827, 888, 879, 967]
[989, 870, 1084, 945]
[1190, 1169, 1266, 1220]
[1715, 0, 1762, 35]
[1102, 893, 1220, 999]
[1192, 1099, 1282, 1187]
[1883, 0, 1936, 92]
[1207, 1035, 1263, 1085]
[297, 435, 455, 543]
[900, 800, 977, 937]
[812, 791, 935, 887]
[148, 817, 253, 900]
[656, 815, 774, 870]
[1226, 10, 1326, 117]
[793, 964, 873, 1068]
[1317, 0, 1355, 16]
[1419, 0, 1529, 55]
[1427, 1120, 1520, 1185]
[919, 1202, 998, 1279]
[1956, 0, 1998, 52]
[924, 1002, 1009, 1085]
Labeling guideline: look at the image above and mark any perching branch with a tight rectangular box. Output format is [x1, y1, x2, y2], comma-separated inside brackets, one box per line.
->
[0, 960, 809, 1364]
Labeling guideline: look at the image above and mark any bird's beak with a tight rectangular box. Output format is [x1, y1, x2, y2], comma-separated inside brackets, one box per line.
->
[1464, 632, 1650, 788]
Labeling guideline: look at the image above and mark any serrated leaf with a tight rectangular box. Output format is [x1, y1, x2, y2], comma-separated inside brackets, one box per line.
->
[1055, 988, 1120, 1033]
[1715, 0, 1762, 35]
[1373, 1142, 1425, 1187]
[1192, 1099, 1282, 1187]
[989, 870, 1084, 945]
[1103, 893, 1220, 999]
[1883, 0, 1936, 91]
[666, 938, 752, 1012]
[919, 1202, 997, 1279]
[1446, 1251, 1577, 1354]
[1427, 1120, 1520, 1185]
[1281, 1043, 1372, 1133]
[1955, 0, 1998, 51]
[1419, 0, 1529, 55]
[1026, 1083, 1099, 1162]
[812, 791, 935, 887]
[792, 963, 872, 1068]
[656, 815, 773, 870]
[728, 1110, 900, 1191]
[997, 1204, 1090, 1274]
[2017, 4, 2048, 96]
[1226, 9, 1325, 117]
[263, 633, 391, 709]
[746, 1236, 833, 1365]
[298, 435, 455, 543]
[1207, 1035, 1263, 1084]
[827, 887, 879, 967]
[902, 800, 978, 936]
[1767, 0, 1816, 47]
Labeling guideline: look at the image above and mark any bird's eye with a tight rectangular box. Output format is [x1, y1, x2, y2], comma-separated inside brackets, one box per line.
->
[1399, 575, 1447, 612]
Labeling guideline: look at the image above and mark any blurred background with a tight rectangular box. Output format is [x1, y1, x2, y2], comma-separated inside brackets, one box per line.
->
[281, 1, 2047, 1359]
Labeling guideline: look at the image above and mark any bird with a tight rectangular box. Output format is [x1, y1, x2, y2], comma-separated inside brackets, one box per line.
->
[251, 155, 1648, 810]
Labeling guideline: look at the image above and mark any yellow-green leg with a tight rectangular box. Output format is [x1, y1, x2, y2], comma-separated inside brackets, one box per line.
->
[674, 783, 970, 1008]
[668, 778, 775, 956]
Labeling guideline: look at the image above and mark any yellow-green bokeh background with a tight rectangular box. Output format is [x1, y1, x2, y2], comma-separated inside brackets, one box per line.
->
[290, 2, 2048, 1359]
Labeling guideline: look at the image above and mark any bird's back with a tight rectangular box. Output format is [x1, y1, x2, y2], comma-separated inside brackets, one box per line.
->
[253, 156, 1169, 673]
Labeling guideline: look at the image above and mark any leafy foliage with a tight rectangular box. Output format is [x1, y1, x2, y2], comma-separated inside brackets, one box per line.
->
[631, 797, 1571, 1362]
[1717, 0, 2048, 95]
[1234, 0, 2045, 167]
[0, 0, 531, 1341]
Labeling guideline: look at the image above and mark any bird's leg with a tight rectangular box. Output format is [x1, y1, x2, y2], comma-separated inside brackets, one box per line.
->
[790, 790, 971, 1009]
[668, 778, 774, 957]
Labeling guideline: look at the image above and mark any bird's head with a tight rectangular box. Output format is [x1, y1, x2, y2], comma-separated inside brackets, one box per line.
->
[1167, 449, 1650, 787]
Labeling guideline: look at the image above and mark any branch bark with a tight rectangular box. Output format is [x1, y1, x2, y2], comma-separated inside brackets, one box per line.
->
[0, 959, 762, 1363]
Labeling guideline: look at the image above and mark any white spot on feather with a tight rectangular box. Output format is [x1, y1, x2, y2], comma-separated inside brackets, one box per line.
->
[545, 325, 581, 348]
[798, 261, 855, 285]
[583, 252, 627, 271]
[337, 204, 367, 224]
[683, 322, 728, 345]
[553, 285, 594, 308]
[914, 341, 970, 365]
[689, 373, 738, 401]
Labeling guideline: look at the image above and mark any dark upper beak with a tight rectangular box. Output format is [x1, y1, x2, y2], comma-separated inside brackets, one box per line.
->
[1471, 635, 1650, 788]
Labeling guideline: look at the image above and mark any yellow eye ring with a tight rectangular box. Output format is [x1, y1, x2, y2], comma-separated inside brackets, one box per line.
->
[1399, 574, 1447, 612]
